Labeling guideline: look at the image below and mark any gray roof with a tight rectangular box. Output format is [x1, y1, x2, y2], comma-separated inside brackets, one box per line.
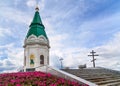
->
[62, 67, 120, 86]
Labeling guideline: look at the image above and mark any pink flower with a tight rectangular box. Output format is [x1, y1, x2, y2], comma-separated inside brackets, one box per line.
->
[0, 71, 87, 86]
[16, 84, 21, 86]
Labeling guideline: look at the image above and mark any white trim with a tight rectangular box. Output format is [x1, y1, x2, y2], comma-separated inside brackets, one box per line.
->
[28, 34, 37, 40]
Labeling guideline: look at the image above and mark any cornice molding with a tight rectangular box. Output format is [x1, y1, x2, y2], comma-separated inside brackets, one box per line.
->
[24, 34, 50, 48]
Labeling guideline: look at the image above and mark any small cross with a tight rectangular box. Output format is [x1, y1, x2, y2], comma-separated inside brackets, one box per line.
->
[88, 50, 99, 68]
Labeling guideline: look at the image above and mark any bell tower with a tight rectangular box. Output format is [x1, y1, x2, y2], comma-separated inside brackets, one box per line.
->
[23, 6, 50, 71]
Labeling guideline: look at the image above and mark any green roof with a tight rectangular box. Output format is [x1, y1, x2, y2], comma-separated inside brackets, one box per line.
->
[26, 9, 48, 39]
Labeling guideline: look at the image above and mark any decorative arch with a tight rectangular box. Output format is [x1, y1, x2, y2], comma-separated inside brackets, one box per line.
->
[40, 55, 44, 65]
[38, 35, 47, 42]
[30, 54, 35, 67]
[28, 34, 37, 39]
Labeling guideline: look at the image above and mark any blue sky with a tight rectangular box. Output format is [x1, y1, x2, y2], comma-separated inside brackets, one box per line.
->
[0, 0, 120, 73]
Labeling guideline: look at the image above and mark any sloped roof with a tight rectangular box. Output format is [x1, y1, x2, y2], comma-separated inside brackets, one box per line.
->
[62, 67, 120, 86]
[26, 8, 48, 39]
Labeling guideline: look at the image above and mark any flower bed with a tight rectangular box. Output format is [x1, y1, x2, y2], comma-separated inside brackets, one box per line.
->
[0, 71, 88, 86]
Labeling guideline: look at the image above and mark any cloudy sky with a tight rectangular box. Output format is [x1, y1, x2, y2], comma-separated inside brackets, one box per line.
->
[0, 0, 120, 73]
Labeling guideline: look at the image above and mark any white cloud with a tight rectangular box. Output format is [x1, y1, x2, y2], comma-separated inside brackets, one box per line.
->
[47, 10, 120, 70]
[7, 46, 24, 67]
[95, 32, 120, 58]
[80, 12, 120, 32]
[0, 7, 31, 25]
[26, 0, 45, 10]
[0, 27, 13, 37]
[49, 31, 120, 71]
[38, 0, 45, 10]
[50, 34, 68, 48]
[0, 43, 24, 73]
[43, 19, 55, 35]
[26, 0, 36, 8]
[89, 32, 120, 70]
[0, 43, 14, 49]
[14, 0, 21, 6]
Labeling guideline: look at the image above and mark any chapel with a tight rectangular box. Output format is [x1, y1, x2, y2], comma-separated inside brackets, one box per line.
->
[23, 6, 50, 72]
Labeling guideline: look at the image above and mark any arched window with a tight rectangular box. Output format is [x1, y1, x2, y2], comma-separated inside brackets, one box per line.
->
[40, 55, 44, 64]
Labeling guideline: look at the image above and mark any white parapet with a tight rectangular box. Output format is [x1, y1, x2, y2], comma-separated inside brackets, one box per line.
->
[37, 65, 98, 86]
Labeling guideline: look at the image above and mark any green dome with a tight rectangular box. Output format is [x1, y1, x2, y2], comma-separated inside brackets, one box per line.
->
[26, 10, 48, 39]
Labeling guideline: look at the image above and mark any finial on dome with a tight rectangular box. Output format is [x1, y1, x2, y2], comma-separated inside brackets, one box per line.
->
[35, 5, 39, 11]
